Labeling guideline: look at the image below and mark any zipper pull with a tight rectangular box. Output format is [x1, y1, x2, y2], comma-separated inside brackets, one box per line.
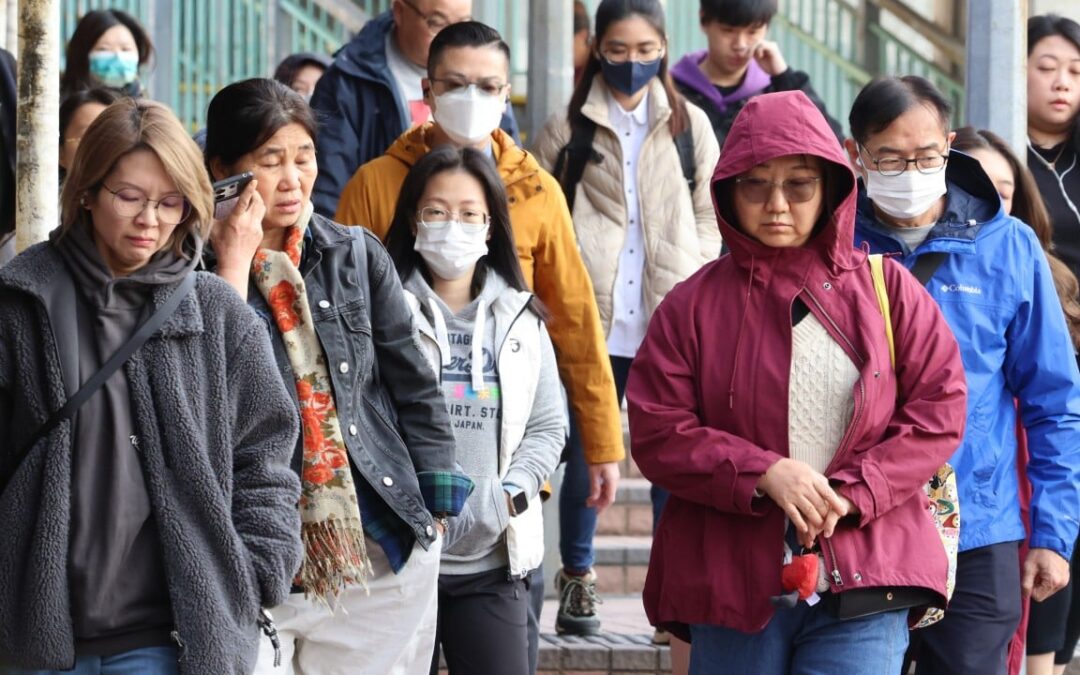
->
[258, 608, 283, 667]
[831, 569, 844, 586]
[170, 630, 187, 662]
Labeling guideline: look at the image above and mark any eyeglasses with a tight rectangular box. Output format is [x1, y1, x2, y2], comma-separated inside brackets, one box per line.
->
[398, 0, 453, 33]
[418, 206, 489, 232]
[599, 45, 665, 65]
[734, 177, 822, 203]
[429, 77, 508, 97]
[102, 185, 191, 225]
[859, 144, 950, 177]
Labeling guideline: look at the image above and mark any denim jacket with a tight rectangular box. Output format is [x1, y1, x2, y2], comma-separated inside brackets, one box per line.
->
[235, 213, 471, 567]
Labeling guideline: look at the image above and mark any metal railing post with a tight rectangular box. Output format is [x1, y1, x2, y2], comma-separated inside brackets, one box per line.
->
[965, 0, 1027, 158]
[525, 0, 573, 146]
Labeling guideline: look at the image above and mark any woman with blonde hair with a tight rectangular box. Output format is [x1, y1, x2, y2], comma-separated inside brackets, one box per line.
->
[0, 97, 303, 674]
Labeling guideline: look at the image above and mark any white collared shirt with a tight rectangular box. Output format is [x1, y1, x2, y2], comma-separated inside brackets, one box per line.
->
[605, 90, 650, 358]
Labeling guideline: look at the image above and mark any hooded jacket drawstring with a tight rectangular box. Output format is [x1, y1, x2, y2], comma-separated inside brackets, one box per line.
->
[728, 254, 756, 409]
[428, 298, 452, 368]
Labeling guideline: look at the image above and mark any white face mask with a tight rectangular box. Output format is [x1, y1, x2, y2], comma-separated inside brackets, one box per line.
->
[432, 85, 505, 146]
[414, 220, 489, 280]
[859, 145, 949, 220]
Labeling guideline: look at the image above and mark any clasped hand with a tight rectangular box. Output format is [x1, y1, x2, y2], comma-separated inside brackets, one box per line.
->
[757, 458, 857, 549]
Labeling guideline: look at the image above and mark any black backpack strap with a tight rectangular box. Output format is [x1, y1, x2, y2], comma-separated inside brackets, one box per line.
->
[674, 125, 697, 194]
[910, 251, 948, 285]
[9, 272, 198, 486]
[553, 120, 600, 213]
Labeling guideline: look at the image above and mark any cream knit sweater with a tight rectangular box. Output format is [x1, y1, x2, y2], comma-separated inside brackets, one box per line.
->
[788, 314, 859, 472]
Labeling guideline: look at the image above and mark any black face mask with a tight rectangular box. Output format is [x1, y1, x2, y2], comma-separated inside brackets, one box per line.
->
[600, 58, 662, 96]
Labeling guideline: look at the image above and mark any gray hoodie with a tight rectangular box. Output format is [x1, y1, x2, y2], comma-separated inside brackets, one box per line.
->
[53, 224, 197, 655]
[404, 270, 565, 576]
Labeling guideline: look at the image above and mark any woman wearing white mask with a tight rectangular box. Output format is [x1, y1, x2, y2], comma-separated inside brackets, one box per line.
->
[533, 0, 720, 639]
[61, 9, 153, 98]
[385, 145, 566, 675]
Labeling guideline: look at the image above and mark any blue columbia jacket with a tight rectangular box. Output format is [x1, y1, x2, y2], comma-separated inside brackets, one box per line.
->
[309, 12, 521, 218]
[854, 151, 1080, 559]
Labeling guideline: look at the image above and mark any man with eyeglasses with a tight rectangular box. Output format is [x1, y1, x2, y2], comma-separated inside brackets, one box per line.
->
[336, 22, 624, 673]
[849, 75, 1080, 675]
[308, 0, 521, 218]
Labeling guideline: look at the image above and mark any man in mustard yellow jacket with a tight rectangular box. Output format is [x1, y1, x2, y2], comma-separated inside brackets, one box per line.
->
[334, 21, 625, 647]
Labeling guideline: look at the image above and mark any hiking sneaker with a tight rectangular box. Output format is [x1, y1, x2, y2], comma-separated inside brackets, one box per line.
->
[555, 568, 602, 636]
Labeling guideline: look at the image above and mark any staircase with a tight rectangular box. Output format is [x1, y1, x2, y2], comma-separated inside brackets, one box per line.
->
[532, 418, 672, 675]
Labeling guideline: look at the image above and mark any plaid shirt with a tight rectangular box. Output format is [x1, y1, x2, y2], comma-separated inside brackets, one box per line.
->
[353, 466, 472, 572]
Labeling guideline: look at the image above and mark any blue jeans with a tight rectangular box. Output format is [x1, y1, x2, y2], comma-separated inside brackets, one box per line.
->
[559, 356, 633, 573]
[689, 603, 909, 675]
[4, 646, 179, 675]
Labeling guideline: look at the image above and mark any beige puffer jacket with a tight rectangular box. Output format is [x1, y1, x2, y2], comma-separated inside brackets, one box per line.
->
[534, 77, 721, 333]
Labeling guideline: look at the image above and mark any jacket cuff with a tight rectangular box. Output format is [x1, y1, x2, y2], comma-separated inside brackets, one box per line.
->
[503, 469, 539, 500]
[584, 441, 627, 465]
[417, 470, 474, 517]
[1029, 533, 1073, 560]
[837, 481, 877, 527]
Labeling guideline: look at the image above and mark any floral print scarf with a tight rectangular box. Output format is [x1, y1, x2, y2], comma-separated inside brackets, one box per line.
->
[252, 203, 371, 605]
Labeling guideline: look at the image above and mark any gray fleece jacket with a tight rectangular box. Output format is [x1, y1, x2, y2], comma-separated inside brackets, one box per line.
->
[0, 240, 302, 673]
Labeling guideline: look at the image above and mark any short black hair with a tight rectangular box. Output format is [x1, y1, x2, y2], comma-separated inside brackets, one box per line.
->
[699, 0, 777, 27]
[204, 78, 317, 174]
[426, 21, 510, 79]
[848, 75, 952, 145]
[60, 87, 121, 144]
[273, 52, 331, 88]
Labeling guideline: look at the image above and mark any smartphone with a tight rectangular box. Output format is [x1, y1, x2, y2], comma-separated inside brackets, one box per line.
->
[212, 171, 255, 220]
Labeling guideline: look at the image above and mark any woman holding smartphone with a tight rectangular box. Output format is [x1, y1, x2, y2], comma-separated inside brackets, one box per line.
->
[204, 78, 470, 675]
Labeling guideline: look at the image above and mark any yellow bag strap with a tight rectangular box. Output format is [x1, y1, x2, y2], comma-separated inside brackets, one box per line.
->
[868, 254, 896, 369]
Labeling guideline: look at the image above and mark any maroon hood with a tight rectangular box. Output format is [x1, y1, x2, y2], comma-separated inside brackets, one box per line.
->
[711, 90, 857, 273]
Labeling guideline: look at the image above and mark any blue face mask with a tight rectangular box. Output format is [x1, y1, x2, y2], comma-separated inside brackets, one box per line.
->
[600, 58, 662, 96]
[88, 51, 139, 88]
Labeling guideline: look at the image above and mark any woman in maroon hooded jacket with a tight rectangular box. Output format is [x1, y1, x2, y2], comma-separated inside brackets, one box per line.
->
[626, 90, 968, 673]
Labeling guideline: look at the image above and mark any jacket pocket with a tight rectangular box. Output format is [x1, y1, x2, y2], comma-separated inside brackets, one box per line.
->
[442, 477, 509, 560]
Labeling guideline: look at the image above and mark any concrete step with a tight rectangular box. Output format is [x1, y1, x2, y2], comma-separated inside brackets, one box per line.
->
[598, 478, 654, 537]
[438, 596, 670, 674]
[538, 595, 669, 675]
[594, 535, 652, 596]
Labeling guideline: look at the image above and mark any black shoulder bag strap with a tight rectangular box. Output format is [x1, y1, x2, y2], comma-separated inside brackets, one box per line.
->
[552, 120, 600, 214]
[791, 251, 948, 327]
[673, 125, 697, 194]
[910, 251, 948, 286]
[11, 272, 198, 477]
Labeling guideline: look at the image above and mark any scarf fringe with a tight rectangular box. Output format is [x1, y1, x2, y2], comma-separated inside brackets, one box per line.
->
[299, 519, 373, 611]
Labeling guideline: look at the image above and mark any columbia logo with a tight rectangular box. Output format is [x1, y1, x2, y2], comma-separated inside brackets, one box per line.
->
[940, 283, 983, 296]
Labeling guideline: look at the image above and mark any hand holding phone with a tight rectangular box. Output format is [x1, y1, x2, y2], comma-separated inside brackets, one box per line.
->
[213, 171, 256, 220]
[209, 177, 265, 299]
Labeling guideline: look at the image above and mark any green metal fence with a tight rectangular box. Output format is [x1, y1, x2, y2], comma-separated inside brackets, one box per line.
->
[61, 0, 355, 130]
[61, 0, 965, 135]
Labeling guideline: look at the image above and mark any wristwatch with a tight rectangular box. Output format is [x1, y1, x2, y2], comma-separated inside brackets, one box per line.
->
[506, 484, 528, 517]
[433, 514, 449, 533]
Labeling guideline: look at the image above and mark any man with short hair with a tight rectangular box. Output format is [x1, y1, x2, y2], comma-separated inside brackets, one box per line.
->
[671, 0, 842, 146]
[849, 75, 1080, 675]
[309, 0, 520, 217]
[336, 21, 625, 670]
